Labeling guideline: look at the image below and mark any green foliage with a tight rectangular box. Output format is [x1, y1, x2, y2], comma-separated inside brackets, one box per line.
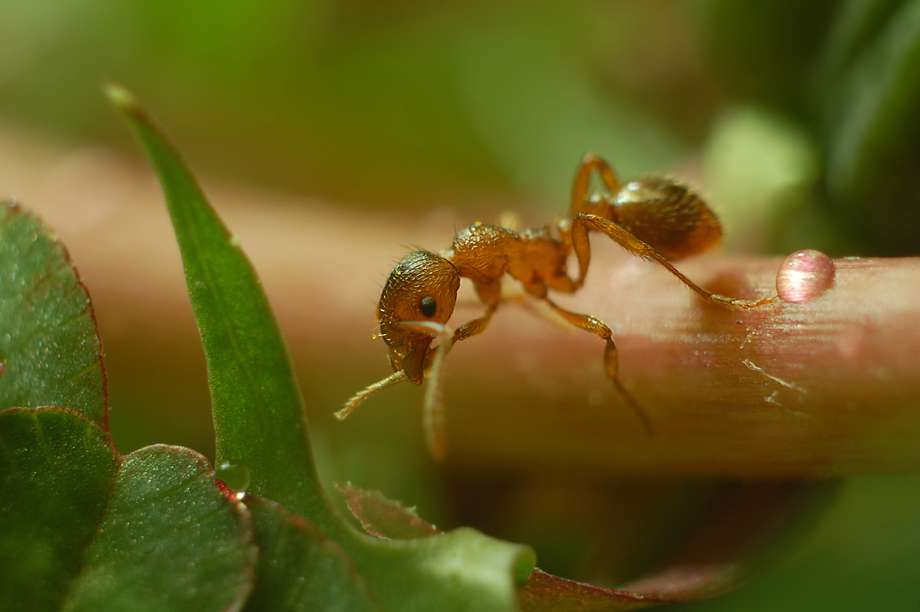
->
[64, 444, 257, 611]
[0, 88, 537, 610]
[101, 84, 334, 533]
[818, 0, 920, 251]
[0, 203, 106, 424]
[0, 408, 256, 612]
[244, 498, 378, 612]
[338, 482, 841, 611]
[0, 408, 119, 612]
[695, 0, 920, 255]
[106, 84, 536, 611]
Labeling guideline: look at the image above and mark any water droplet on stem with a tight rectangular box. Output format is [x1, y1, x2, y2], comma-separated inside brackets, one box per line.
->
[776, 249, 835, 303]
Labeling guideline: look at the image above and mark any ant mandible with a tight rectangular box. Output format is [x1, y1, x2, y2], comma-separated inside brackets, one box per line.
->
[336, 153, 775, 459]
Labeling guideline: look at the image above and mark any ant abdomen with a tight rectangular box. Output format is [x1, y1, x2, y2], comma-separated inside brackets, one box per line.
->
[610, 177, 722, 261]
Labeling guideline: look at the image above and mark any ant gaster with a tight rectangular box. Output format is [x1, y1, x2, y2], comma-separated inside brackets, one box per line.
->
[337, 154, 775, 459]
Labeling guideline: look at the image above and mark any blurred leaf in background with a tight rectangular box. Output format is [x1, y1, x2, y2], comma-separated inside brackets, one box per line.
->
[696, 0, 920, 255]
[0, 0, 695, 212]
[675, 476, 920, 612]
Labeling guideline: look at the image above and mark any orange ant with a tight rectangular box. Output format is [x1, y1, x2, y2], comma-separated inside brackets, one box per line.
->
[336, 154, 775, 459]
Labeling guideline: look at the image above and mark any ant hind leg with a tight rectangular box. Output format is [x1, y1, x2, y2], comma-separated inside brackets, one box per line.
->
[571, 214, 775, 308]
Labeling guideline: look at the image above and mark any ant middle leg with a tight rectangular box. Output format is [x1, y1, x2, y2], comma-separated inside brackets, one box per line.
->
[544, 298, 654, 435]
[453, 302, 499, 343]
[571, 213, 775, 308]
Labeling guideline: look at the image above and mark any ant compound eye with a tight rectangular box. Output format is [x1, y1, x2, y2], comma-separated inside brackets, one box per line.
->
[419, 296, 437, 317]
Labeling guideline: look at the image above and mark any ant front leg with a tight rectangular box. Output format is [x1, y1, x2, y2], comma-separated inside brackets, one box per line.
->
[395, 302, 498, 460]
[427, 302, 499, 458]
[571, 213, 775, 308]
[569, 153, 622, 217]
[544, 298, 654, 435]
[389, 320, 454, 460]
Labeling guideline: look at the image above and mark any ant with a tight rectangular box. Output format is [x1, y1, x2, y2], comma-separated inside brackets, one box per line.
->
[336, 154, 775, 459]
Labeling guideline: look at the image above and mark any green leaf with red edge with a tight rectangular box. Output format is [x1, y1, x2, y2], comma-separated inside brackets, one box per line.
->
[243, 497, 380, 612]
[65, 444, 257, 611]
[0, 407, 119, 611]
[0, 407, 257, 612]
[0, 201, 107, 425]
[338, 481, 838, 611]
[107, 83, 536, 612]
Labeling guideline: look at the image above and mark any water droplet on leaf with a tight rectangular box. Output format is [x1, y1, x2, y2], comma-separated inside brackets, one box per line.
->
[216, 461, 251, 499]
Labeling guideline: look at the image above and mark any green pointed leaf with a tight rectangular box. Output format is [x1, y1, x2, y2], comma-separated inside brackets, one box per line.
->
[244, 498, 379, 612]
[0, 407, 257, 612]
[0, 202, 107, 425]
[103, 83, 334, 532]
[107, 84, 535, 612]
[0, 407, 120, 612]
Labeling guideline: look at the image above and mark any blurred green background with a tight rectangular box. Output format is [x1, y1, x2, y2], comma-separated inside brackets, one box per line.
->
[7, 0, 920, 253]
[3, 0, 920, 609]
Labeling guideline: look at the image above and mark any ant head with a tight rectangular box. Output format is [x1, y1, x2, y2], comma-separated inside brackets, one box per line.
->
[377, 251, 461, 385]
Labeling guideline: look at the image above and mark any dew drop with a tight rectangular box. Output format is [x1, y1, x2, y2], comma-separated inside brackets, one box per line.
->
[216, 461, 251, 500]
[229, 235, 241, 247]
[0, 361, 5, 378]
[776, 249, 835, 303]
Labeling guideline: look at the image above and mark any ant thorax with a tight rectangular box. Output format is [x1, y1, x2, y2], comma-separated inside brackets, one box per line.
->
[449, 224, 517, 285]
[445, 222, 575, 299]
